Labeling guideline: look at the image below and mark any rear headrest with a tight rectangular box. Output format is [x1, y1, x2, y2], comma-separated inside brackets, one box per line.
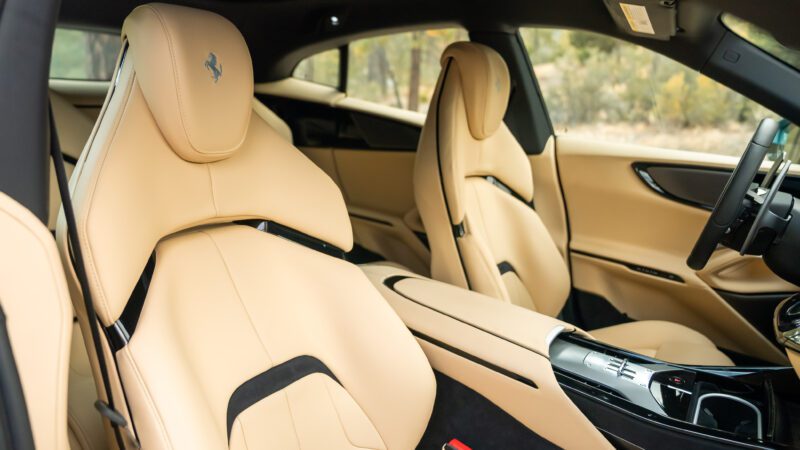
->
[440, 42, 510, 140]
[122, 3, 253, 163]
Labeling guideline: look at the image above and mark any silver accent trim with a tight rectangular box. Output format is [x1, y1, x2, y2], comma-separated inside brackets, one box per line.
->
[544, 325, 565, 349]
[111, 321, 130, 344]
[549, 339, 667, 415]
[113, 45, 128, 88]
[692, 393, 763, 440]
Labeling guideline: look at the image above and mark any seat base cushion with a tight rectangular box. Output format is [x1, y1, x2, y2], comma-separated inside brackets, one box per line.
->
[590, 321, 734, 366]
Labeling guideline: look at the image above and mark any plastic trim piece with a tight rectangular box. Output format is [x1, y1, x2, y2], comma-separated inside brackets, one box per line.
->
[410, 329, 538, 389]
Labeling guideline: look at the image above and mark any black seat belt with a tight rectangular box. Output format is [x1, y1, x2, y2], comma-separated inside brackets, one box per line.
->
[48, 105, 138, 449]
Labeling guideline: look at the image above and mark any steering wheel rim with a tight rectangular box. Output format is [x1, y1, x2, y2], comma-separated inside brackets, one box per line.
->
[686, 118, 779, 270]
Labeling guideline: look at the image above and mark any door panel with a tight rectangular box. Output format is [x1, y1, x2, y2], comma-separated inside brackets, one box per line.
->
[49, 80, 108, 120]
[634, 163, 800, 210]
[301, 145, 431, 274]
[557, 135, 791, 364]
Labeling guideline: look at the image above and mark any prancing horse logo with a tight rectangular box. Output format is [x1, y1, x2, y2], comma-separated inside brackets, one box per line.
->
[204, 52, 222, 83]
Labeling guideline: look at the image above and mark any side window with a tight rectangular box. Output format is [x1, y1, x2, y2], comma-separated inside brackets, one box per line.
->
[520, 28, 785, 158]
[293, 28, 467, 113]
[293, 48, 340, 88]
[50, 28, 120, 80]
[347, 29, 467, 112]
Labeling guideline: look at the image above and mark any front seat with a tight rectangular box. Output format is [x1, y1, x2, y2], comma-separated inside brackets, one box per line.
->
[59, 4, 434, 448]
[414, 41, 734, 367]
[0, 192, 72, 450]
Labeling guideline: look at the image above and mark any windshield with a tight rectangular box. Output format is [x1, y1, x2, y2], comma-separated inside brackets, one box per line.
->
[722, 14, 800, 71]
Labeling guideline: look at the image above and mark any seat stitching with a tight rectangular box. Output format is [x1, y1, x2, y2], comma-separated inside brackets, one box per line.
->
[207, 165, 219, 216]
[66, 409, 92, 450]
[120, 348, 174, 449]
[283, 390, 304, 450]
[198, 230, 274, 363]
[80, 67, 137, 324]
[323, 379, 385, 450]
[468, 182, 508, 301]
[237, 419, 250, 450]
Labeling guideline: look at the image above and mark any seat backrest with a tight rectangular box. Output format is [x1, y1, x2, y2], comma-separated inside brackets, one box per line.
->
[414, 42, 570, 317]
[58, 3, 434, 448]
[0, 192, 71, 450]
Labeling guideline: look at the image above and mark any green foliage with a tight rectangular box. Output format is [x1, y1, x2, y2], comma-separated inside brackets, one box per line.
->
[295, 28, 466, 112]
[292, 25, 796, 157]
[294, 48, 339, 87]
[50, 28, 119, 80]
[520, 27, 775, 130]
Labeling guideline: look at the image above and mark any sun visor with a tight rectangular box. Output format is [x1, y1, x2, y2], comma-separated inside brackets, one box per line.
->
[603, 0, 678, 41]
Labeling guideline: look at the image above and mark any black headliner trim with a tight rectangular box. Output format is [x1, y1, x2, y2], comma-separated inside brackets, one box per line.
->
[226, 355, 339, 439]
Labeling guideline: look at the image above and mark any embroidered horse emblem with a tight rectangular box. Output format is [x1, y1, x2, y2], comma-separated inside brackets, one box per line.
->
[204, 52, 223, 83]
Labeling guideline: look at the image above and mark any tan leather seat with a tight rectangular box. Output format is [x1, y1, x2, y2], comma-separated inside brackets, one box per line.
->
[59, 3, 434, 448]
[0, 192, 72, 449]
[49, 87, 291, 450]
[414, 41, 734, 367]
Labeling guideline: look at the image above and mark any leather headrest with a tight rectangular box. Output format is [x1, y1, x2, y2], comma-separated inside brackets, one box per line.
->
[440, 42, 510, 140]
[122, 3, 253, 163]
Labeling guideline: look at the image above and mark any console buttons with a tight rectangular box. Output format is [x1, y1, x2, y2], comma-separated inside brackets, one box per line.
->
[583, 351, 654, 388]
[669, 376, 686, 386]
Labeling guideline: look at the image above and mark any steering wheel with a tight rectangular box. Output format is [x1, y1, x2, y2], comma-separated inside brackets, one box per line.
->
[687, 118, 780, 270]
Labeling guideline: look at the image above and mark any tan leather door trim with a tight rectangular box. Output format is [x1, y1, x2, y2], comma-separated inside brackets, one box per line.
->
[558, 135, 789, 364]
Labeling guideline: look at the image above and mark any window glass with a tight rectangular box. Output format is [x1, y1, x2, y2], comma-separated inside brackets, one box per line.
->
[293, 48, 340, 87]
[520, 28, 786, 158]
[723, 14, 800, 71]
[50, 28, 120, 80]
[346, 29, 467, 113]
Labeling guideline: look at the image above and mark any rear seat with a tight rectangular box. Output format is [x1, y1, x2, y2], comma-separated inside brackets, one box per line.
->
[49, 89, 293, 450]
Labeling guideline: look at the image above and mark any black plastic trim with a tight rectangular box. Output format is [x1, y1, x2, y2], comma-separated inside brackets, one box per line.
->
[716, 290, 795, 349]
[554, 333, 799, 448]
[105, 253, 156, 351]
[497, 261, 516, 276]
[634, 162, 800, 211]
[481, 175, 534, 209]
[62, 152, 78, 166]
[260, 220, 346, 259]
[257, 94, 421, 151]
[557, 370, 771, 450]
[226, 355, 339, 439]
[337, 44, 348, 92]
[572, 249, 684, 283]
[411, 330, 537, 389]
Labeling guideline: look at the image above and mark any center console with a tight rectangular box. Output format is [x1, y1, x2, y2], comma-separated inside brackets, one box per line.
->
[362, 263, 800, 449]
[550, 332, 800, 449]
